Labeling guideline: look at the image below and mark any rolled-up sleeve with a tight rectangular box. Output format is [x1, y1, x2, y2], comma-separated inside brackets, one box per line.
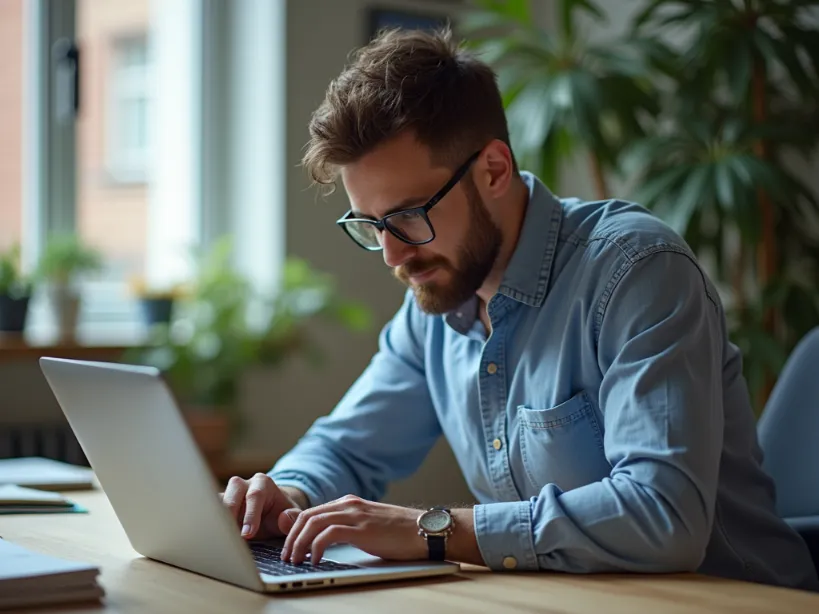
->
[474, 250, 724, 573]
[269, 291, 441, 506]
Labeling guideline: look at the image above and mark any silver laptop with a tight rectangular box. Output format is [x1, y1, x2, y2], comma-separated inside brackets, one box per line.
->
[39, 357, 460, 593]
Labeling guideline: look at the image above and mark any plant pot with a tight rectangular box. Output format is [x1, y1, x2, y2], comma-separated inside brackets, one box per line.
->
[183, 408, 231, 460]
[48, 284, 80, 344]
[139, 297, 174, 326]
[0, 295, 30, 332]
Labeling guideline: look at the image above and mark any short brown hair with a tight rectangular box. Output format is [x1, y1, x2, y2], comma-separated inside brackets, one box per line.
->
[302, 27, 515, 192]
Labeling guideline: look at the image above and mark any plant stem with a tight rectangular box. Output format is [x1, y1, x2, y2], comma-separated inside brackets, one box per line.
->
[732, 242, 747, 313]
[752, 55, 777, 405]
[589, 151, 609, 200]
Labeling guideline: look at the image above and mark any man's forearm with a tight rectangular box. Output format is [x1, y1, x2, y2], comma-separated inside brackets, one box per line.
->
[447, 508, 484, 566]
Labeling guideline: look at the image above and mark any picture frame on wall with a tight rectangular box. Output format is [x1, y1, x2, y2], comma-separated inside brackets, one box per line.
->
[367, 7, 451, 42]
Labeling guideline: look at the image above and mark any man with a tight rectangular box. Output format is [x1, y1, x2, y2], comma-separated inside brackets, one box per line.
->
[222, 28, 818, 590]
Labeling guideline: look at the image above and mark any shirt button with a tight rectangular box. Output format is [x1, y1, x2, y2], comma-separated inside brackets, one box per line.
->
[502, 556, 517, 570]
[486, 363, 498, 375]
[492, 438, 503, 451]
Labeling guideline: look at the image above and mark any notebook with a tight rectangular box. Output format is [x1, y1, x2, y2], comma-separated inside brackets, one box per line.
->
[0, 457, 95, 491]
[0, 484, 87, 514]
[0, 538, 104, 610]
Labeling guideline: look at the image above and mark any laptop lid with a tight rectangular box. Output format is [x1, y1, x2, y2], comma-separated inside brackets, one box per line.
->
[39, 357, 264, 592]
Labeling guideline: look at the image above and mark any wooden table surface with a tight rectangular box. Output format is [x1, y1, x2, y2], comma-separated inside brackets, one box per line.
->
[2, 491, 818, 613]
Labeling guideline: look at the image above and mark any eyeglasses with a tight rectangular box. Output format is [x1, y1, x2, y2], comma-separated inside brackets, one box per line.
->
[336, 150, 481, 251]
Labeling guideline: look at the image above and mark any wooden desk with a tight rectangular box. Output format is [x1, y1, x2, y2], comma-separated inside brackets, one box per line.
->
[2, 491, 818, 614]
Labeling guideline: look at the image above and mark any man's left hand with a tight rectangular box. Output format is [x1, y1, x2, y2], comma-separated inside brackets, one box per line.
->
[280, 494, 426, 565]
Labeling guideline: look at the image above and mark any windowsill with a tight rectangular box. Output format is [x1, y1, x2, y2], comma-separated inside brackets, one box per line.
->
[0, 321, 148, 364]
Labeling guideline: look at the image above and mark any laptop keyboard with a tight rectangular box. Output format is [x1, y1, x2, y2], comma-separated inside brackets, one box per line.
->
[250, 543, 361, 576]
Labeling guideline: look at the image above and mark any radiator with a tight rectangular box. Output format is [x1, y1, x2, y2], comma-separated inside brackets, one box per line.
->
[0, 424, 89, 466]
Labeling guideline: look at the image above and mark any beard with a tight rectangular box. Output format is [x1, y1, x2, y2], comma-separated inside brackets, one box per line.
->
[394, 176, 502, 315]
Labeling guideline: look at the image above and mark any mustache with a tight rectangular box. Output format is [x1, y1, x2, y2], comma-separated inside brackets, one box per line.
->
[394, 258, 449, 282]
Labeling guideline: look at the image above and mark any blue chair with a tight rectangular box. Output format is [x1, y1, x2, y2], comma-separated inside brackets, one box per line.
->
[757, 327, 819, 574]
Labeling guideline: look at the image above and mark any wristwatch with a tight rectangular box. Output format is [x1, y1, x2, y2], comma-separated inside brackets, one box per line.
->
[416, 507, 454, 561]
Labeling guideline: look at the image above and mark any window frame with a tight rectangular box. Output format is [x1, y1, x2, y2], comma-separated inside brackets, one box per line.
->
[105, 33, 152, 185]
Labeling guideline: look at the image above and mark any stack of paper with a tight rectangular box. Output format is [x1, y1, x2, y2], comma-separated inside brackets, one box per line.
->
[0, 484, 86, 514]
[0, 539, 104, 610]
[0, 457, 95, 491]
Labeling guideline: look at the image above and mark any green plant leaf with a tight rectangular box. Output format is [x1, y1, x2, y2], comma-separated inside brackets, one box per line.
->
[664, 164, 711, 234]
[769, 34, 818, 99]
[714, 162, 736, 211]
[726, 37, 752, 103]
[506, 79, 557, 151]
[634, 163, 692, 210]
[559, 0, 606, 40]
[473, 0, 531, 23]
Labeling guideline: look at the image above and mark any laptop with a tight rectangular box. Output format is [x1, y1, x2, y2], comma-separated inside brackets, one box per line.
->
[39, 357, 460, 593]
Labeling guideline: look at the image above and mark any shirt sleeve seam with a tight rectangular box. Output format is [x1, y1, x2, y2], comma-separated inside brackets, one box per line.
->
[593, 245, 718, 345]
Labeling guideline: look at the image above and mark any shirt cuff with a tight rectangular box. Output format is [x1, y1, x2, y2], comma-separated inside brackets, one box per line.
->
[266, 471, 323, 508]
[473, 501, 539, 571]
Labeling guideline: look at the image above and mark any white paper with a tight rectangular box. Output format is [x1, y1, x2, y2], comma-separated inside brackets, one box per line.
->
[0, 484, 72, 506]
[0, 457, 94, 490]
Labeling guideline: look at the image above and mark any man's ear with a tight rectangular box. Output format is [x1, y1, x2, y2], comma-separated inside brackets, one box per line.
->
[477, 139, 515, 199]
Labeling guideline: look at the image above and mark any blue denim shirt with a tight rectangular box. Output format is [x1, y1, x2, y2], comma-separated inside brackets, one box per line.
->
[271, 172, 818, 591]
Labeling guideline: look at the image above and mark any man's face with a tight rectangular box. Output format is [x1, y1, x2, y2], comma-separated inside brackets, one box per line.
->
[341, 133, 502, 314]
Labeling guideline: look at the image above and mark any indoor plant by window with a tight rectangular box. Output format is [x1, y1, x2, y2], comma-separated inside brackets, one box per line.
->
[0, 244, 33, 334]
[35, 235, 103, 344]
[125, 238, 372, 459]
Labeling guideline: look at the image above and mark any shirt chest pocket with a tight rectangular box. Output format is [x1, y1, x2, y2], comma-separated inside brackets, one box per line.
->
[516, 391, 612, 494]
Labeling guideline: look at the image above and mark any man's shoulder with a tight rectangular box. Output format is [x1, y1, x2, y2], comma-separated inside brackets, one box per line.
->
[558, 196, 693, 264]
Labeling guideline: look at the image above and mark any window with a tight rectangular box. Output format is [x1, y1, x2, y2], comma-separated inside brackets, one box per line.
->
[12, 0, 285, 343]
[0, 0, 24, 252]
[75, 0, 154, 325]
[107, 36, 151, 183]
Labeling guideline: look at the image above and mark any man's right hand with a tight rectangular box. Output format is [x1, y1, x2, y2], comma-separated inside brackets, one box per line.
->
[221, 473, 308, 540]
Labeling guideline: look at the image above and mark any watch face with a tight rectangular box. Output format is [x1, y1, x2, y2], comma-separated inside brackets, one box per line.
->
[420, 509, 451, 533]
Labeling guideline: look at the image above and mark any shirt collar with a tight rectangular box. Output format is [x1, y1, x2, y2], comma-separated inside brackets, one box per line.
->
[445, 172, 563, 332]
[497, 172, 563, 307]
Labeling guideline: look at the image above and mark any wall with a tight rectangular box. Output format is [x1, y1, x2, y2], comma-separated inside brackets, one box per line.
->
[0, 0, 24, 249]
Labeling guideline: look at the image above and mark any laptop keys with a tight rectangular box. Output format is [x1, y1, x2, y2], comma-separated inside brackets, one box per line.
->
[249, 543, 360, 576]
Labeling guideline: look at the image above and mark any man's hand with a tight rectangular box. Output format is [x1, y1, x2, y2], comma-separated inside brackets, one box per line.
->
[221, 473, 308, 540]
[281, 495, 427, 565]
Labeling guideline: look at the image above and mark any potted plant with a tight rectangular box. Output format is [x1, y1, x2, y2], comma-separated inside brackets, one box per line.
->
[36, 235, 103, 344]
[464, 0, 819, 413]
[0, 244, 33, 334]
[627, 0, 819, 411]
[129, 278, 188, 327]
[125, 237, 371, 459]
[462, 0, 659, 198]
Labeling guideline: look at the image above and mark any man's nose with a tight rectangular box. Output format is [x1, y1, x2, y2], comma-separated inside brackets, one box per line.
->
[381, 231, 414, 268]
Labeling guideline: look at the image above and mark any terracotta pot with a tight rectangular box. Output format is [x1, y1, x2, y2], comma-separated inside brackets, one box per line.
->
[183, 409, 231, 460]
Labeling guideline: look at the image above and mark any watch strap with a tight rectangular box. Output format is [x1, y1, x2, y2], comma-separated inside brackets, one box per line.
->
[427, 534, 446, 561]
[424, 507, 451, 561]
